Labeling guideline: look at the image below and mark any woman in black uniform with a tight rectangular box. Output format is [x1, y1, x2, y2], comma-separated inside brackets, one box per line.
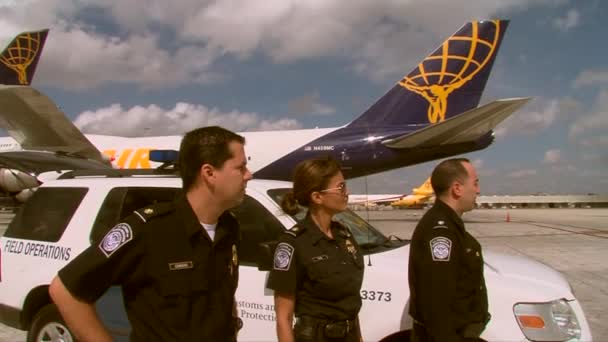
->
[267, 156, 364, 342]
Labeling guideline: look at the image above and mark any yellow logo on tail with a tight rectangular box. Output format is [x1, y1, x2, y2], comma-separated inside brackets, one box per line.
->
[398, 20, 501, 124]
[0, 31, 45, 85]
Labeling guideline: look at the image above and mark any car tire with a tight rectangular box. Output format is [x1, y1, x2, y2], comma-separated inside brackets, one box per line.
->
[27, 304, 75, 342]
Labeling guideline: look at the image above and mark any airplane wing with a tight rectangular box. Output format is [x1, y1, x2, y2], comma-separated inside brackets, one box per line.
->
[381, 97, 531, 149]
[349, 194, 405, 205]
[0, 85, 109, 164]
[0, 150, 111, 175]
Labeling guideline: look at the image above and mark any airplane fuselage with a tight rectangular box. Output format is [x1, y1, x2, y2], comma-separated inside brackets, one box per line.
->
[0, 125, 494, 181]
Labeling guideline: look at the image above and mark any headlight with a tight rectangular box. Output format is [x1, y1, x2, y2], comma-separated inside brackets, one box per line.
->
[513, 299, 581, 341]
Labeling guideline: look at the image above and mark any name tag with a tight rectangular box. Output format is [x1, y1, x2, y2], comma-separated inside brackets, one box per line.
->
[169, 261, 194, 270]
[311, 255, 329, 263]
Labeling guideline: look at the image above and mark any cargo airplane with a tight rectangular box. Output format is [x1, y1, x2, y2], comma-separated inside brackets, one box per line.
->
[348, 177, 433, 208]
[0, 20, 530, 196]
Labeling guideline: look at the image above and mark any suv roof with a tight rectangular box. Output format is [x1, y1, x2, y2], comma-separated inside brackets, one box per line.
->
[39, 169, 292, 193]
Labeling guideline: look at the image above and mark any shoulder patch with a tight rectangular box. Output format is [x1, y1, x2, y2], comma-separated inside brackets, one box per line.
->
[134, 202, 173, 223]
[99, 223, 133, 257]
[273, 242, 295, 271]
[430, 236, 452, 261]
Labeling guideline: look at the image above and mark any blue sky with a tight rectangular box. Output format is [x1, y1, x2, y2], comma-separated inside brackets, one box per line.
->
[1, 0, 606, 195]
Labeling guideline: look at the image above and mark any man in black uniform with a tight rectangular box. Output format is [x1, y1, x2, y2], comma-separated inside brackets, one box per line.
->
[49, 126, 252, 342]
[408, 158, 490, 342]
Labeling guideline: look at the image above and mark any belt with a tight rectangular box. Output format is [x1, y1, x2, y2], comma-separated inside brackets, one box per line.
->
[413, 319, 486, 338]
[296, 315, 357, 335]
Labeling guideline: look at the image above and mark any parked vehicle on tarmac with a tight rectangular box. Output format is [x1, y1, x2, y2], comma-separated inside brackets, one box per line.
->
[0, 169, 593, 341]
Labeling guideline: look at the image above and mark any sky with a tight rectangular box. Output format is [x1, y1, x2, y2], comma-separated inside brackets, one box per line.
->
[0, 0, 606, 195]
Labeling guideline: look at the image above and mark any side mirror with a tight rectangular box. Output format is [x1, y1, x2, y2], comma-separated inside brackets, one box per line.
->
[257, 240, 278, 271]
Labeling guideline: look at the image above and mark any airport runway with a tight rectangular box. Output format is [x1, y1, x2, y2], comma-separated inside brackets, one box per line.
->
[1, 208, 606, 341]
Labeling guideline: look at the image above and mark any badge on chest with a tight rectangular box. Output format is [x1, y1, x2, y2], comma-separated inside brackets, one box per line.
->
[345, 239, 357, 256]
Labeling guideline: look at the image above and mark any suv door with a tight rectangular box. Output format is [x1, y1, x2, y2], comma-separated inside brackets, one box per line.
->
[231, 194, 288, 341]
[93, 187, 180, 341]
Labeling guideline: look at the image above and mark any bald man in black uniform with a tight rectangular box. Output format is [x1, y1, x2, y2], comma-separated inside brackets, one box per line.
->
[408, 158, 491, 342]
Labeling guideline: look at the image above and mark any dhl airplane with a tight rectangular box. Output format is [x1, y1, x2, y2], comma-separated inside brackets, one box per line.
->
[348, 177, 433, 208]
[390, 177, 434, 208]
[0, 20, 530, 197]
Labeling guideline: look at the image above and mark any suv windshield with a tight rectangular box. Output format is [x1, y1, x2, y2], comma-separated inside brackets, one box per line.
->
[267, 188, 405, 253]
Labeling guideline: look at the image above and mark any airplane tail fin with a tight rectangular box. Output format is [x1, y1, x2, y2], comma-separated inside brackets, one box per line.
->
[348, 20, 508, 128]
[0, 29, 49, 85]
[413, 177, 433, 196]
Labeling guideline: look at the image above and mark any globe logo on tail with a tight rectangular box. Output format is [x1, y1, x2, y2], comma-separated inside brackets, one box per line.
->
[0, 31, 45, 85]
[398, 20, 502, 124]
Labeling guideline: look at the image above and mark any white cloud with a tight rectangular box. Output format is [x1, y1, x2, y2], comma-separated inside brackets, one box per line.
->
[552, 8, 581, 31]
[543, 149, 561, 164]
[258, 118, 302, 131]
[495, 98, 566, 137]
[472, 158, 484, 169]
[572, 69, 608, 89]
[288, 91, 336, 116]
[569, 90, 608, 138]
[0, 0, 551, 90]
[73, 102, 301, 136]
[508, 169, 537, 178]
[579, 136, 608, 147]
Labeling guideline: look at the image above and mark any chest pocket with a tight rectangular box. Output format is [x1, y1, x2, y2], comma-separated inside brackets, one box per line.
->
[307, 257, 343, 280]
[305, 254, 363, 301]
[159, 265, 208, 296]
[462, 235, 483, 273]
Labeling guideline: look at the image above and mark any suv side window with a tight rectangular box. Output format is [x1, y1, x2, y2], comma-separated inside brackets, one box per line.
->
[231, 195, 284, 266]
[91, 187, 180, 243]
[4, 187, 88, 242]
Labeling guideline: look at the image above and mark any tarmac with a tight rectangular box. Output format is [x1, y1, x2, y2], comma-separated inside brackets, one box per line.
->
[1, 208, 607, 341]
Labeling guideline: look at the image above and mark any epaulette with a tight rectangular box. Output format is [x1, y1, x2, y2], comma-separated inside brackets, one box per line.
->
[133, 202, 174, 223]
[283, 224, 306, 238]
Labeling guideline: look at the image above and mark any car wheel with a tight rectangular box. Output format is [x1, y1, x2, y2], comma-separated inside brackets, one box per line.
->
[27, 304, 74, 342]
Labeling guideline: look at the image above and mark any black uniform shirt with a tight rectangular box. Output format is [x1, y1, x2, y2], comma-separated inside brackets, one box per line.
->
[58, 194, 240, 342]
[408, 199, 489, 341]
[267, 214, 364, 321]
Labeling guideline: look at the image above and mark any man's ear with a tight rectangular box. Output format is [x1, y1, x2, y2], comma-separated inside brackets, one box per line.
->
[452, 181, 463, 197]
[200, 164, 215, 183]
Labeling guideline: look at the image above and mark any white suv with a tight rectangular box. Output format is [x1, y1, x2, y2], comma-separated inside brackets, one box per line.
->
[0, 170, 593, 341]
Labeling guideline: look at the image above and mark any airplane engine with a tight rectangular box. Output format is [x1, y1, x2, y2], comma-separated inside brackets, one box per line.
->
[0, 168, 40, 192]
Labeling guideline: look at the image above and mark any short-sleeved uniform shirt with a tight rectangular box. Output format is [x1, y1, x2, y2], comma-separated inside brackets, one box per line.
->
[408, 199, 489, 341]
[58, 194, 240, 341]
[267, 214, 364, 320]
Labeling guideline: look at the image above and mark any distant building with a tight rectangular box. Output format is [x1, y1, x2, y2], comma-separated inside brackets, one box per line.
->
[475, 195, 608, 209]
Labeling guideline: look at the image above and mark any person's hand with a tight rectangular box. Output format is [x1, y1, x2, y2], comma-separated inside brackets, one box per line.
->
[233, 317, 243, 340]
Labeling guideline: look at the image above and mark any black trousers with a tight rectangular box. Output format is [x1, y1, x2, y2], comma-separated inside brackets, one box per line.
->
[294, 316, 359, 342]
[411, 322, 483, 342]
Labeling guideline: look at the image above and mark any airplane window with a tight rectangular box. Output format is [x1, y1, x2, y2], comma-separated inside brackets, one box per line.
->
[5, 187, 88, 242]
[230, 195, 284, 266]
